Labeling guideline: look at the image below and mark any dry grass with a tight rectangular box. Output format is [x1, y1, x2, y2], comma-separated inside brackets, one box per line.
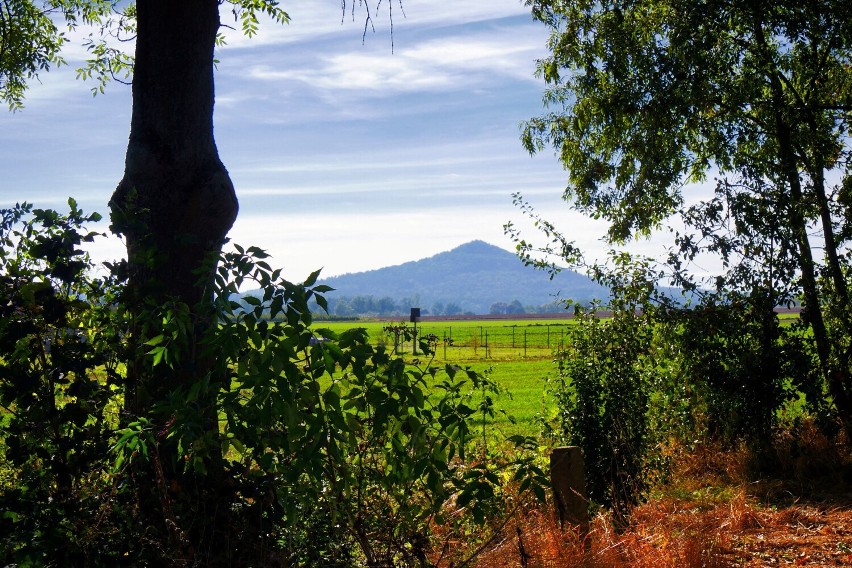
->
[457, 420, 852, 568]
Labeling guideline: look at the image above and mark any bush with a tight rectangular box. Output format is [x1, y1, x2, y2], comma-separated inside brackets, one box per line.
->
[657, 291, 802, 451]
[0, 201, 132, 565]
[548, 253, 657, 524]
[0, 201, 548, 566]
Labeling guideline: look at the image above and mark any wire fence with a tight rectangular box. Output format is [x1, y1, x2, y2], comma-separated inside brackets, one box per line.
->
[378, 324, 574, 360]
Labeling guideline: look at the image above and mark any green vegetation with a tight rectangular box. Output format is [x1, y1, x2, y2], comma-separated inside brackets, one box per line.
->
[0, 204, 549, 566]
[4, 0, 852, 565]
[0, 202, 842, 566]
[315, 320, 575, 436]
[506, 0, 852, 533]
[321, 318, 575, 359]
[516, 0, 852, 424]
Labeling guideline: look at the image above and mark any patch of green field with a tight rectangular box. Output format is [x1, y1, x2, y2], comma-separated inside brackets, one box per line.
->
[313, 319, 563, 438]
[467, 359, 556, 437]
[316, 318, 576, 362]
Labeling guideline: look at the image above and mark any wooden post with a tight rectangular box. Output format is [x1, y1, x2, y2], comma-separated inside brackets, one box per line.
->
[550, 446, 589, 533]
[410, 308, 420, 355]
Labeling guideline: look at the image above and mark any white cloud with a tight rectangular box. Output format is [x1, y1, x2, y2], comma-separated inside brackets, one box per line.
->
[248, 55, 455, 93]
[242, 27, 544, 98]
[217, 0, 532, 50]
[3, 0, 611, 288]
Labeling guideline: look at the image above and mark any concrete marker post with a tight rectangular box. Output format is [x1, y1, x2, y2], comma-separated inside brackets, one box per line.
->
[550, 446, 590, 539]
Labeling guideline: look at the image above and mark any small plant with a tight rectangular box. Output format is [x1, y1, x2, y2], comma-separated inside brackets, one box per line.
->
[383, 321, 411, 354]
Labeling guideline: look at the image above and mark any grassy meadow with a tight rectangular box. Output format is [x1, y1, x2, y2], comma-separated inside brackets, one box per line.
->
[313, 318, 570, 437]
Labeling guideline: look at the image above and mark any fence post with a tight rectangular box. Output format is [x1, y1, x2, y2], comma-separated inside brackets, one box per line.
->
[550, 446, 589, 533]
[443, 331, 447, 360]
[524, 329, 527, 357]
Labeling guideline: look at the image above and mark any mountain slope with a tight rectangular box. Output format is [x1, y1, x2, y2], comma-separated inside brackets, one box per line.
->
[318, 240, 607, 314]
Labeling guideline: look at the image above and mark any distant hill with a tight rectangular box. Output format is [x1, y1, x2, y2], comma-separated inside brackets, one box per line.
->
[317, 240, 608, 315]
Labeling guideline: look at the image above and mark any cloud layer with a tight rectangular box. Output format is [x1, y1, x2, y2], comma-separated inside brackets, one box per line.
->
[0, 1, 646, 282]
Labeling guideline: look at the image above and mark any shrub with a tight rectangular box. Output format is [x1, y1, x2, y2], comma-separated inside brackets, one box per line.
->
[548, 253, 657, 524]
[657, 292, 800, 452]
[0, 201, 548, 566]
[0, 201, 132, 565]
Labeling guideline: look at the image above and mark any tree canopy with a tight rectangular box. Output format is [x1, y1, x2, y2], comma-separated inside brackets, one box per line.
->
[521, 0, 852, 421]
[0, 1, 295, 109]
[524, 0, 852, 240]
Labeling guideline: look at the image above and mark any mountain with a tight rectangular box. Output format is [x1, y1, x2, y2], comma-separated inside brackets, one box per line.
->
[317, 240, 608, 315]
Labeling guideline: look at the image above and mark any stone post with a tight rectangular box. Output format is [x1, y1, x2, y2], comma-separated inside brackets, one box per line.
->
[550, 446, 589, 532]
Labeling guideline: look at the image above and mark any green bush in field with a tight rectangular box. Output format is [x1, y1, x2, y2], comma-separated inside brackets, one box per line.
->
[545, 251, 812, 523]
[0, 202, 548, 566]
[656, 292, 809, 452]
[548, 253, 657, 524]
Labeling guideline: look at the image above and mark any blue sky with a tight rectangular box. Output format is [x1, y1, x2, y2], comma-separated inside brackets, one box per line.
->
[0, 1, 624, 281]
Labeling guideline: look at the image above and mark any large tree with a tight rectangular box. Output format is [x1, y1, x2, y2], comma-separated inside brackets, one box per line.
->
[111, 1, 241, 416]
[522, 0, 852, 420]
[1, 1, 396, 560]
[0, 0, 404, 418]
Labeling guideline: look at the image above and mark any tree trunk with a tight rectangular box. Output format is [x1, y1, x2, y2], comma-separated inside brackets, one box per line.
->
[752, 11, 852, 421]
[109, 1, 238, 562]
[111, 0, 237, 412]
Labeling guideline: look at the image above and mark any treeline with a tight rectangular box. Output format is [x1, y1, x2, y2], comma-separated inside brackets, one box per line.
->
[301, 294, 571, 318]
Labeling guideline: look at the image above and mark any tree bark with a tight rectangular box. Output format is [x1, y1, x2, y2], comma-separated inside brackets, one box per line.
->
[752, 10, 852, 420]
[109, 2, 239, 561]
[111, 0, 237, 412]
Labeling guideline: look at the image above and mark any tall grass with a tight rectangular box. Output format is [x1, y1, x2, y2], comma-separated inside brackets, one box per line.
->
[465, 419, 852, 568]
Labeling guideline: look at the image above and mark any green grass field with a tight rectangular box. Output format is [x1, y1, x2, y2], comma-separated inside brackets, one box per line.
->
[313, 318, 568, 437]
[312, 312, 805, 438]
[316, 318, 577, 360]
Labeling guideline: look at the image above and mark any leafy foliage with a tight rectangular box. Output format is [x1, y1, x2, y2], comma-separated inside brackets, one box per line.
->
[547, 253, 656, 523]
[657, 296, 800, 450]
[0, 201, 129, 564]
[522, 0, 852, 424]
[1, 1, 67, 110]
[0, 203, 548, 566]
[515, 202, 811, 521]
[1, 0, 403, 109]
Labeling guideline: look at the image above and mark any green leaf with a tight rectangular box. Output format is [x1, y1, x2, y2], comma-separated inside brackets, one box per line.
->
[144, 334, 165, 346]
[304, 268, 322, 287]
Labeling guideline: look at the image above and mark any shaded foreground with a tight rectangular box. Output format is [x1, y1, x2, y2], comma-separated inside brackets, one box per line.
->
[464, 424, 852, 567]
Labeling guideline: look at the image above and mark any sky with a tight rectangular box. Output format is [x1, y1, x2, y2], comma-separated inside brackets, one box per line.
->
[0, 1, 650, 282]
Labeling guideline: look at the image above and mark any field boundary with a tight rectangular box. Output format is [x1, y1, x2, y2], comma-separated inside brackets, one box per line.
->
[380, 306, 802, 323]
